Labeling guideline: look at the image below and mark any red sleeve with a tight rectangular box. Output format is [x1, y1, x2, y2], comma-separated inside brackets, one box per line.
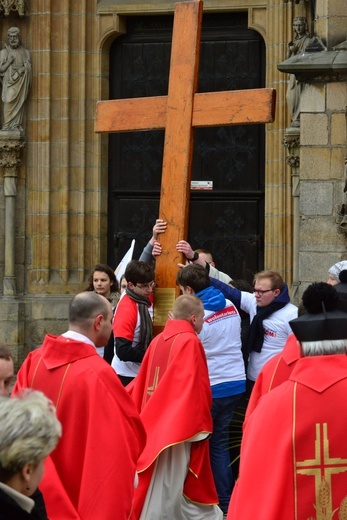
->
[12, 350, 37, 393]
[113, 295, 137, 341]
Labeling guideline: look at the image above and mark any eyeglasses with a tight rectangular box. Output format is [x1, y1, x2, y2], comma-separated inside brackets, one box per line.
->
[254, 289, 273, 296]
[136, 281, 155, 290]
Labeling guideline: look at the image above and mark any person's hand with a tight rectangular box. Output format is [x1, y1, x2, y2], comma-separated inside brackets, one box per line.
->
[176, 240, 194, 259]
[152, 219, 167, 240]
[152, 240, 162, 257]
[168, 311, 174, 320]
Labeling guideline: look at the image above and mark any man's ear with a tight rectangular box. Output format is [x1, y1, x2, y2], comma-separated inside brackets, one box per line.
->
[21, 462, 33, 483]
[94, 314, 103, 331]
[190, 313, 197, 327]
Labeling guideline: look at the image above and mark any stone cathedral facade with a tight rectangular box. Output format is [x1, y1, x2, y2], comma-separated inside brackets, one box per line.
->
[0, 0, 345, 367]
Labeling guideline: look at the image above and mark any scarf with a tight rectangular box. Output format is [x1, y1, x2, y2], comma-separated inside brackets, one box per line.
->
[246, 284, 290, 353]
[126, 286, 153, 351]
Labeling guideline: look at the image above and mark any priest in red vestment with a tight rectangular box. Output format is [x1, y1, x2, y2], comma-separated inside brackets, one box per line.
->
[228, 282, 347, 520]
[128, 294, 222, 519]
[245, 332, 301, 419]
[13, 292, 146, 520]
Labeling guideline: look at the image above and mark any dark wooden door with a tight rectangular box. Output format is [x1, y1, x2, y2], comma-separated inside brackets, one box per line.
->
[108, 12, 265, 283]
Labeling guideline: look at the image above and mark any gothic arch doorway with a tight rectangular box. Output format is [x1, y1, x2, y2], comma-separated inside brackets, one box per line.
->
[108, 12, 265, 282]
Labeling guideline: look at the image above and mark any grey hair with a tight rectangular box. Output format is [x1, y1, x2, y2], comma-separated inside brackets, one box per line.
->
[0, 390, 61, 480]
[301, 339, 347, 357]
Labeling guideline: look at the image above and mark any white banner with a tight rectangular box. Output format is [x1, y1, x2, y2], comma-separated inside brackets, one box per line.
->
[114, 239, 135, 282]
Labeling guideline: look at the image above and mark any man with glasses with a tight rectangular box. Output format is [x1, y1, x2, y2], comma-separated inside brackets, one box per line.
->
[209, 270, 297, 393]
[112, 259, 155, 386]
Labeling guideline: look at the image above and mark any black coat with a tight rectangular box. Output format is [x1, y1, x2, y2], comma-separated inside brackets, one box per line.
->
[0, 487, 48, 520]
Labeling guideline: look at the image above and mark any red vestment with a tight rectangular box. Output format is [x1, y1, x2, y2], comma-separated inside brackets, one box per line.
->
[228, 354, 347, 520]
[245, 333, 301, 420]
[128, 319, 219, 517]
[13, 334, 146, 520]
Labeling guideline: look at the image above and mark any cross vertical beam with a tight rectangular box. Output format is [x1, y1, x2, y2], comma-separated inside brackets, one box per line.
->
[154, 0, 202, 298]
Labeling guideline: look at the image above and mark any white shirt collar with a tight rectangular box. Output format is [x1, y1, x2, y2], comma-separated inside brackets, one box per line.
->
[0, 482, 35, 513]
[62, 330, 95, 348]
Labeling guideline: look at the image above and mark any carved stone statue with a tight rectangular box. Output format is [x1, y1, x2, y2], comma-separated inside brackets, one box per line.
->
[286, 17, 312, 128]
[0, 27, 31, 132]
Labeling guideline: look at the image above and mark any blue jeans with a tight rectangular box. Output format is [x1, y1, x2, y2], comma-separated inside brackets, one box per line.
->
[210, 393, 244, 513]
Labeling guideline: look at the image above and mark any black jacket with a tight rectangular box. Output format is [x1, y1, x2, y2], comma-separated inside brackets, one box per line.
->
[0, 487, 48, 520]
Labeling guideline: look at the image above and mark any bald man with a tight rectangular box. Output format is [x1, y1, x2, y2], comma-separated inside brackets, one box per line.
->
[14, 291, 146, 520]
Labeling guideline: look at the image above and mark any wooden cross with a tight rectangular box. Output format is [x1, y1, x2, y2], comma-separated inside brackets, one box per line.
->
[95, 0, 276, 325]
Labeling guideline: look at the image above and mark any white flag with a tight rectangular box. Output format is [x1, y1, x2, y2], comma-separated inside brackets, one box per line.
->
[114, 239, 135, 282]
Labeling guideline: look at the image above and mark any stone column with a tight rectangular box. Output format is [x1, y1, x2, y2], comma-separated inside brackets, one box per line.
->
[0, 131, 25, 295]
[283, 127, 300, 303]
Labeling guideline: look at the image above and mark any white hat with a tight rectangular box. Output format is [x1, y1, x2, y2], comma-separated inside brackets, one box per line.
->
[328, 261, 347, 282]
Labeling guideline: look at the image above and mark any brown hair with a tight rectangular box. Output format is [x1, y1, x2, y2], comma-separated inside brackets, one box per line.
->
[86, 264, 119, 293]
[0, 343, 12, 361]
[176, 264, 210, 294]
[253, 270, 284, 291]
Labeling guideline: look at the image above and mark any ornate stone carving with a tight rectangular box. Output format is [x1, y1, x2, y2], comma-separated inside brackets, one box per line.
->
[0, 133, 25, 178]
[282, 135, 300, 149]
[283, 127, 300, 301]
[0, 0, 28, 17]
[286, 155, 300, 168]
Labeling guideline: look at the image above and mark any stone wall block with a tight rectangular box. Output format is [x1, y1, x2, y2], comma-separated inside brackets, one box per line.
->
[326, 0, 347, 17]
[331, 113, 347, 146]
[327, 82, 347, 111]
[331, 148, 346, 179]
[326, 18, 347, 48]
[300, 84, 326, 113]
[300, 148, 331, 179]
[31, 298, 70, 321]
[299, 252, 347, 283]
[333, 180, 346, 213]
[300, 114, 329, 145]
[315, 0, 328, 17]
[300, 216, 346, 251]
[300, 181, 333, 215]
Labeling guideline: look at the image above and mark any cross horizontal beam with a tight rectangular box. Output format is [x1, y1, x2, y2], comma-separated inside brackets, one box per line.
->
[95, 88, 276, 133]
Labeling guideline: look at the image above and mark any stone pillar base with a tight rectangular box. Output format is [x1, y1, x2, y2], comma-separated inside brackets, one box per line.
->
[3, 276, 16, 296]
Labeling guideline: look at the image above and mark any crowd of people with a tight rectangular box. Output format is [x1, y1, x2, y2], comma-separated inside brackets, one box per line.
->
[1, 219, 347, 519]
